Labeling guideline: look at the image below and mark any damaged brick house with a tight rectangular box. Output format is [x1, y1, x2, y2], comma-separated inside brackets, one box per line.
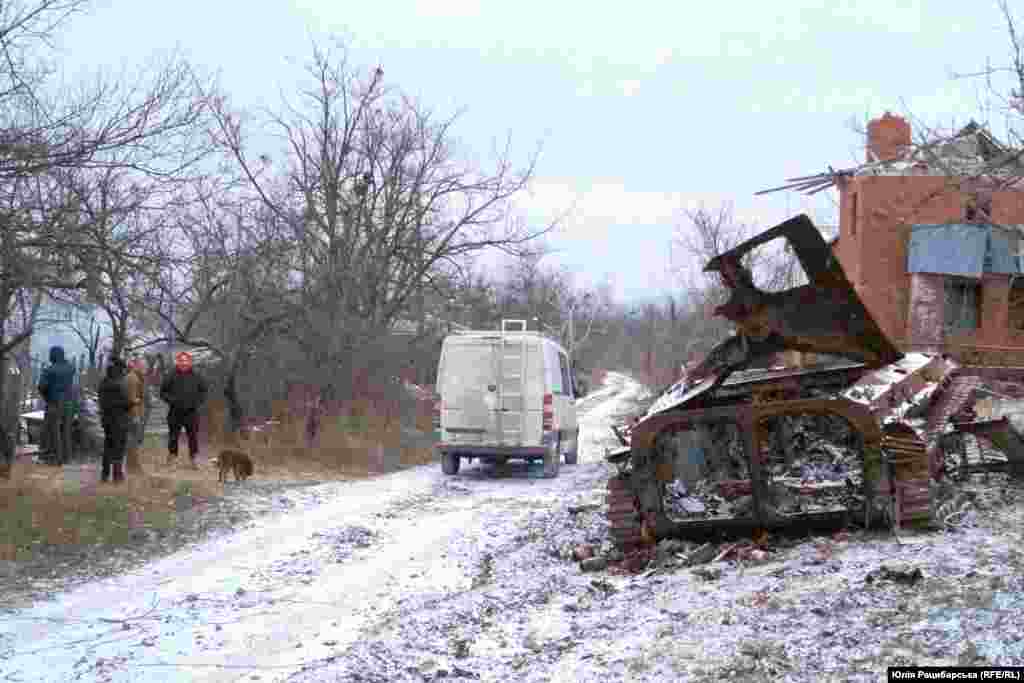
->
[828, 112, 1024, 365]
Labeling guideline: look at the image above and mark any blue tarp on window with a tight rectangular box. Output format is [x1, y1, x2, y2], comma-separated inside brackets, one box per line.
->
[988, 226, 1019, 274]
[907, 224, 1020, 277]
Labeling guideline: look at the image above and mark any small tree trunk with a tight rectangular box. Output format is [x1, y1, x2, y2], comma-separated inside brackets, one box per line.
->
[0, 296, 14, 472]
[223, 360, 245, 436]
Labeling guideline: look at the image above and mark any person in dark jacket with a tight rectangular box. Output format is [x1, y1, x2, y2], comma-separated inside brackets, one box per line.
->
[98, 358, 133, 483]
[160, 351, 208, 467]
[37, 345, 76, 465]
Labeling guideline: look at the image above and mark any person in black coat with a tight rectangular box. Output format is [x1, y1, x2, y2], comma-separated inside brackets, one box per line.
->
[160, 351, 208, 467]
[98, 358, 133, 483]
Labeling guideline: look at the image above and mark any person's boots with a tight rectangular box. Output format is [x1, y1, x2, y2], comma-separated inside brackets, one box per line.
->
[113, 462, 125, 483]
[100, 461, 111, 482]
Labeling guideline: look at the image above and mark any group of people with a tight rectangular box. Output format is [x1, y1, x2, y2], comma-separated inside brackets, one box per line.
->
[37, 347, 209, 483]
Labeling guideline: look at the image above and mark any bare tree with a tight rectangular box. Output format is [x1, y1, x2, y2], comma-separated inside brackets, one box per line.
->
[210, 40, 553, 398]
[497, 252, 569, 330]
[0, 1, 217, 468]
[133, 182, 296, 432]
[66, 308, 105, 369]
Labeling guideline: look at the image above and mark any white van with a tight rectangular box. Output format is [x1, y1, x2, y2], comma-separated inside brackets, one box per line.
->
[434, 320, 579, 478]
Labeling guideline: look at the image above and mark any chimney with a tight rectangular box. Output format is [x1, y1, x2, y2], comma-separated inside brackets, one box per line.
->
[866, 112, 911, 163]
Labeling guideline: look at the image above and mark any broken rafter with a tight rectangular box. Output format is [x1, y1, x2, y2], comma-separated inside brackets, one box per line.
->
[757, 162, 890, 196]
[807, 182, 838, 196]
[790, 178, 834, 190]
[756, 179, 832, 196]
[755, 173, 847, 196]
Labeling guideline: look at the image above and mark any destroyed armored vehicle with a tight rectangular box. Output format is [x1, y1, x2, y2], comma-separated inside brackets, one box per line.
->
[606, 215, 935, 547]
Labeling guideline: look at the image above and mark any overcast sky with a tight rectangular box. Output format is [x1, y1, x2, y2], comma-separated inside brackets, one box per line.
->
[55, 1, 1020, 305]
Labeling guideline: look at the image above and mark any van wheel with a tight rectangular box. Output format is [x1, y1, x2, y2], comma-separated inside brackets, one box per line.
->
[441, 453, 460, 475]
[564, 432, 579, 465]
[543, 442, 560, 478]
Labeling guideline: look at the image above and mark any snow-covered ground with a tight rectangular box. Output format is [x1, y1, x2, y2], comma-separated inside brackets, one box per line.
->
[3, 371, 1024, 682]
[575, 371, 650, 459]
[0, 372, 646, 682]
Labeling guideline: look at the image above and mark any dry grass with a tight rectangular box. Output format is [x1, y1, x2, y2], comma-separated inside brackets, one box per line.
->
[0, 403, 437, 562]
[0, 445, 217, 562]
[225, 407, 436, 479]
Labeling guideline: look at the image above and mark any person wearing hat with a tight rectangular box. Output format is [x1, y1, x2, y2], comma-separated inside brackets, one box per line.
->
[98, 358, 133, 482]
[123, 357, 148, 473]
[159, 351, 208, 467]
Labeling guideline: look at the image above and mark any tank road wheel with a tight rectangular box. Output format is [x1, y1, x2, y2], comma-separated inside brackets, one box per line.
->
[441, 452, 460, 475]
[606, 474, 643, 549]
[543, 441, 561, 478]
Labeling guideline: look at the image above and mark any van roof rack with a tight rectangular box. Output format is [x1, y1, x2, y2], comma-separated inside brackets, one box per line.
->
[448, 319, 561, 344]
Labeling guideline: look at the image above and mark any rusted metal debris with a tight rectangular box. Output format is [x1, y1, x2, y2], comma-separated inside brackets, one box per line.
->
[689, 214, 901, 386]
[606, 214, 943, 549]
[950, 417, 1024, 477]
[606, 214, 1024, 550]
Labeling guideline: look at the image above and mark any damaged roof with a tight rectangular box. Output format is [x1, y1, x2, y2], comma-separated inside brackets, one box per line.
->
[758, 120, 1024, 197]
[907, 223, 1020, 277]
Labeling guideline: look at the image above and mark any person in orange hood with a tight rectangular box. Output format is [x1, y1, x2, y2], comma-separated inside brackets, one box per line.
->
[159, 351, 208, 467]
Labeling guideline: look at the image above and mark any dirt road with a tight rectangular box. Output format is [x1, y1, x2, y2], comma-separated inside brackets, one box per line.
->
[0, 372, 647, 683]
[6, 371, 1024, 682]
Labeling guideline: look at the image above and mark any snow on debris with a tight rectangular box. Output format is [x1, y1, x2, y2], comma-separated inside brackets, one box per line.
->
[843, 353, 937, 405]
[882, 382, 939, 426]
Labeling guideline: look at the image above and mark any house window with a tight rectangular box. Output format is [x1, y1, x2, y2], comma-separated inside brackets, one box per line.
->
[964, 191, 992, 222]
[944, 278, 982, 331]
[1010, 278, 1024, 331]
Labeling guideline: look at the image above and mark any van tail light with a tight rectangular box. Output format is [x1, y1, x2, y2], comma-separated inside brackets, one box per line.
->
[542, 393, 553, 431]
[432, 398, 442, 431]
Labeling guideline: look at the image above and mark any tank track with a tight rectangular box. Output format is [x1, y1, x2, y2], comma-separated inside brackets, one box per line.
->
[606, 474, 644, 549]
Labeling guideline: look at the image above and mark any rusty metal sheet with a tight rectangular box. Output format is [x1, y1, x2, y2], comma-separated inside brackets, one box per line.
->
[723, 360, 865, 386]
[630, 396, 883, 459]
[642, 360, 868, 420]
[696, 214, 902, 378]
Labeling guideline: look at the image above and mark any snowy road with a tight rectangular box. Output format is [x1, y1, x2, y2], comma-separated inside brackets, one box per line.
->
[9, 370, 1024, 682]
[0, 372, 649, 683]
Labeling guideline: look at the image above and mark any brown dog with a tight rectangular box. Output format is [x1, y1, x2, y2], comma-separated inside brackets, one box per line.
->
[214, 449, 254, 482]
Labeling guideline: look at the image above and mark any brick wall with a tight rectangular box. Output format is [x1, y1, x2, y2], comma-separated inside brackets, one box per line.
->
[838, 171, 1024, 364]
[908, 273, 944, 349]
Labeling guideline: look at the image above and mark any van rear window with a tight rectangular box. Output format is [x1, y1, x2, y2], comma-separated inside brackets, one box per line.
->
[440, 345, 494, 396]
[544, 344, 564, 394]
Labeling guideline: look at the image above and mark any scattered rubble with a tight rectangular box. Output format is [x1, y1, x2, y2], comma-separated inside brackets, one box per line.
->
[865, 563, 924, 586]
[571, 544, 595, 562]
[691, 564, 724, 581]
[629, 350, 1024, 548]
[609, 212, 1024, 556]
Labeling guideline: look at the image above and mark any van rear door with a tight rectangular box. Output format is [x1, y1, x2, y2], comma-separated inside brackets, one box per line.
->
[542, 343, 576, 443]
[439, 339, 501, 445]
